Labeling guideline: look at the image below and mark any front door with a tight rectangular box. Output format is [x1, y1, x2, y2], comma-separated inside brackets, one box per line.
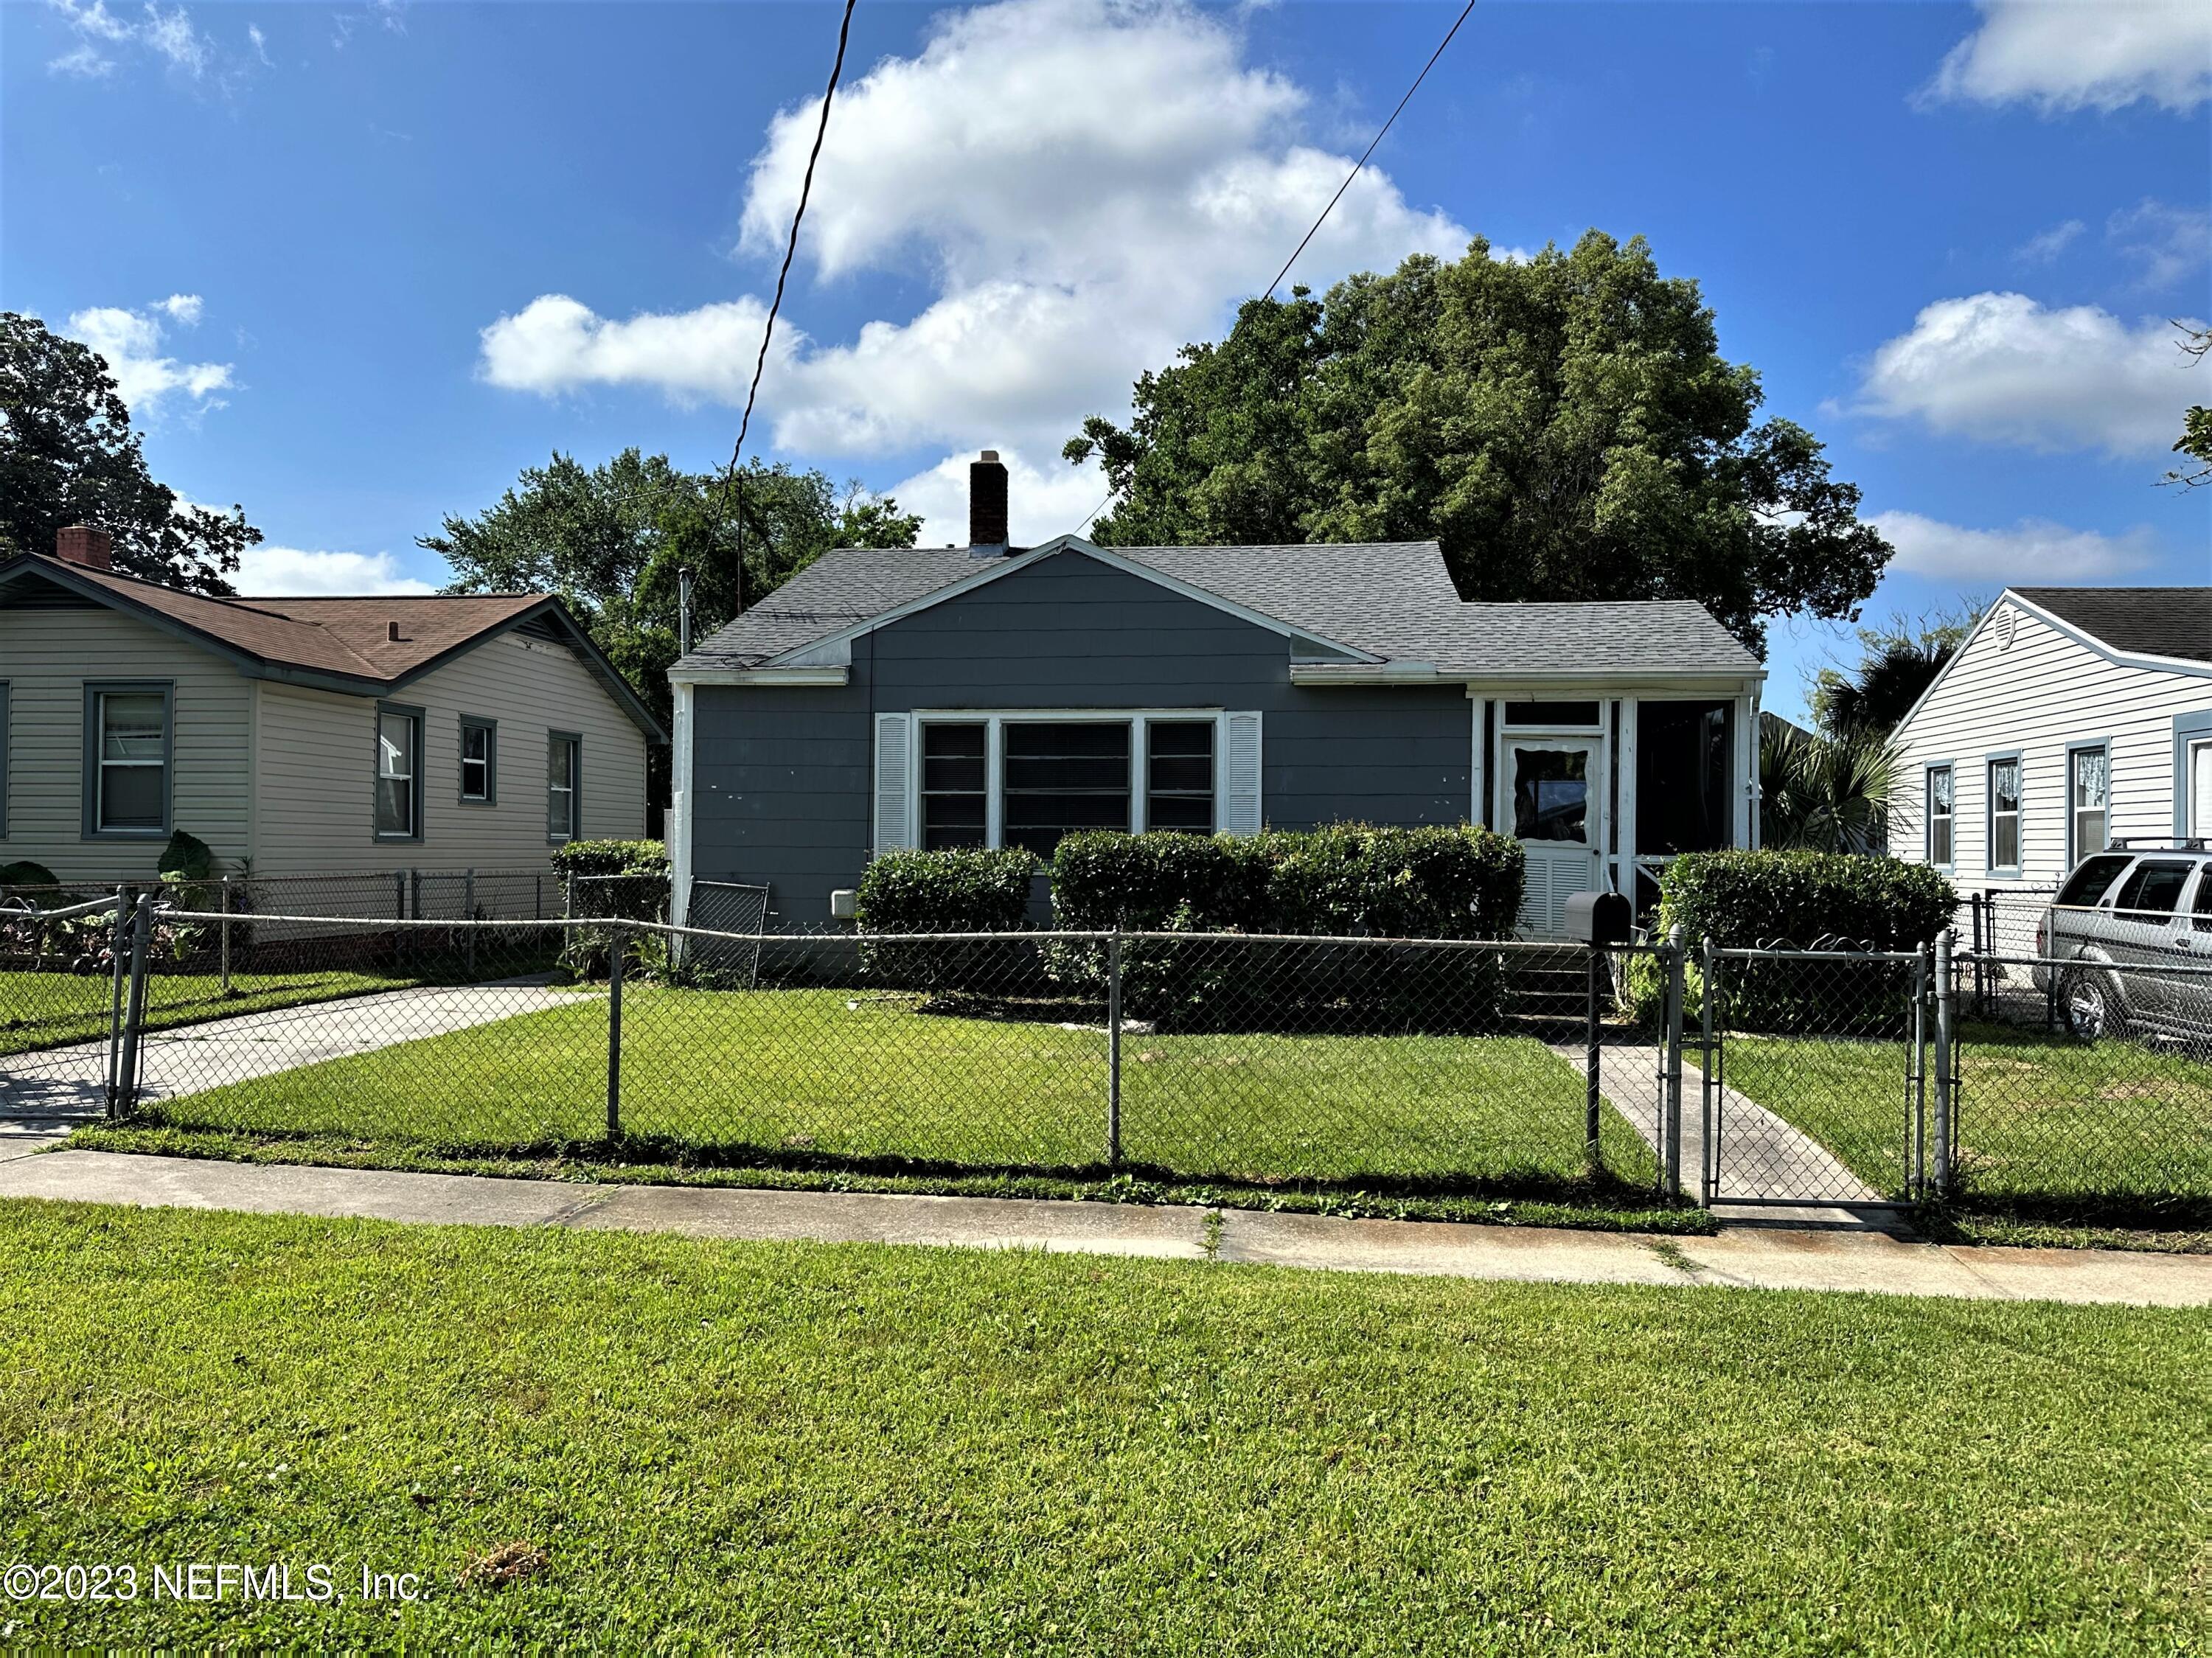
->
[1503, 737, 1605, 936]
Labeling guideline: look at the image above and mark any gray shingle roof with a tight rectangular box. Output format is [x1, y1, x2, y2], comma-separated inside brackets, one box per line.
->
[2012, 587, 2212, 665]
[675, 538, 1761, 676]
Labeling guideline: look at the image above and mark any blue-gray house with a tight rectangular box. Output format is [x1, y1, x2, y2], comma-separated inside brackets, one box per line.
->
[668, 453, 1767, 937]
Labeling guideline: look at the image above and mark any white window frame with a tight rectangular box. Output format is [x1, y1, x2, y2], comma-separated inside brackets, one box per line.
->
[1986, 752, 2023, 878]
[546, 731, 582, 844]
[906, 708, 1237, 850]
[2065, 739, 2109, 869]
[2190, 737, 2212, 841]
[1924, 762, 1954, 871]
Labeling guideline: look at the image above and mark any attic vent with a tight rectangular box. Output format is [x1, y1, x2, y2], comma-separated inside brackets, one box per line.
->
[1993, 607, 2017, 651]
[386, 621, 402, 642]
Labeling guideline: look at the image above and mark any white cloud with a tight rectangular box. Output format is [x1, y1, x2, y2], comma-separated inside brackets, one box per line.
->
[1852, 292, 2198, 456]
[1921, 0, 2212, 114]
[2107, 198, 2211, 290]
[46, 1, 215, 80]
[478, 294, 782, 404]
[886, 447, 1116, 548]
[139, 4, 209, 75]
[65, 297, 233, 417]
[246, 23, 269, 66]
[478, 0, 1468, 476]
[1871, 512, 2158, 582]
[234, 545, 436, 596]
[2012, 218, 2083, 264]
[48, 41, 114, 77]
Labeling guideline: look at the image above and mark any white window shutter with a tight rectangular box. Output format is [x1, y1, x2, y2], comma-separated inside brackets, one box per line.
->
[1221, 711, 1263, 837]
[873, 713, 915, 853]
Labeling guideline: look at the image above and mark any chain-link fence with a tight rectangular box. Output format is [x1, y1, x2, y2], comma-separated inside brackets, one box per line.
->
[1958, 886, 2061, 1023]
[11, 899, 2208, 1225]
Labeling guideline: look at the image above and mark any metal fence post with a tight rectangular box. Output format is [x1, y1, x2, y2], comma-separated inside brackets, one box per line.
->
[1663, 924, 1686, 1200]
[104, 886, 131, 1110]
[1699, 934, 1717, 1206]
[218, 876, 234, 995]
[605, 923, 626, 1140]
[1105, 928, 1124, 1167]
[112, 894, 155, 1121]
[1583, 941, 1603, 1174]
[1910, 943, 1930, 1197]
[1931, 931, 1955, 1198]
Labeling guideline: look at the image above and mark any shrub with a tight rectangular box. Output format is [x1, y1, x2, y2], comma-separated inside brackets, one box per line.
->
[1048, 826, 1523, 1028]
[855, 847, 1040, 995]
[549, 839, 669, 880]
[1645, 850, 1956, 1031]
[0, 860, 63, 891]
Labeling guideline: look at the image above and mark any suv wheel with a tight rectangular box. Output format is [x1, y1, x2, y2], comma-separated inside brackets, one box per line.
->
[2062, 972, 2125, 1042]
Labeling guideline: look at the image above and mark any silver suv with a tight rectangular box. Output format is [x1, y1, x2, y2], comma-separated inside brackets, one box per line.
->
[2033, 843, 2212, 1042]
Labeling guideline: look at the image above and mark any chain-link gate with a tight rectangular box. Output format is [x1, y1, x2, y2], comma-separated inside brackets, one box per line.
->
[1700, 941, 1933, 1210]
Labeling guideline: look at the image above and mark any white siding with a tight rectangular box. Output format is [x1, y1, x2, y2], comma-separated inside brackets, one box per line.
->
[0, 605, 251, 881]
[1888, 597, 2211, 892]
[252, 630, 650, 876]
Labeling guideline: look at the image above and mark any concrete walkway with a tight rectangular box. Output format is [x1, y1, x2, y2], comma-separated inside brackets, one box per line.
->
[1, 1149, 2205, 1308]
[1554, 1040, 1887, 1227]
[0, 983, 582, 1121]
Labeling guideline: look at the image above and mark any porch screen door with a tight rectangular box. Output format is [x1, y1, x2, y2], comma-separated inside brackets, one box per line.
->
[1505, 738, 1604, 936]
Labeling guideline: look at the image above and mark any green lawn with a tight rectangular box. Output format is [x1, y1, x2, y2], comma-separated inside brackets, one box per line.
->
[142, 986, 1660, 1191]
[1720, 1022, 2212, 1209]
[2, 1202, 2207, 1651]
[0, 967, 411, 1058]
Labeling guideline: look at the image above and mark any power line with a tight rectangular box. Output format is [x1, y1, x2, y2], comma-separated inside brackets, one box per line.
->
[717, 0, 859, 616]
[1069, 0, 1479, 538]
[1263, 0, 1478, 299]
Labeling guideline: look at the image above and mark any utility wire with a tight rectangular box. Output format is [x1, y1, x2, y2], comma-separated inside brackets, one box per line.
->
[1071, 0, 1479, 537]
[717, 0, 859, 619]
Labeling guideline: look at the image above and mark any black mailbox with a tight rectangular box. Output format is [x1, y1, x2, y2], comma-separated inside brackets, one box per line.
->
[1562, 890, 1632, 947]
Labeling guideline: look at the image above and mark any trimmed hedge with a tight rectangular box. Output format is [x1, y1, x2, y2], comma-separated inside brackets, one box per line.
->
[1048, 826, 1524, 1029]
[1050, 824, 1524, 939]
[550, 840, 669, 880]
[1656, 851, 1955, 951]
[1642, 851, 1958, 1031]
[855, 848, 1040, 995]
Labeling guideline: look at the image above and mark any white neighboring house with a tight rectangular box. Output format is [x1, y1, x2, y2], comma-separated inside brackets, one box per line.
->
[1887, 587, 2212, 894]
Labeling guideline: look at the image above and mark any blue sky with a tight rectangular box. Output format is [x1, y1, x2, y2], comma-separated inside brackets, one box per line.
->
[5, 0, 2208, 718]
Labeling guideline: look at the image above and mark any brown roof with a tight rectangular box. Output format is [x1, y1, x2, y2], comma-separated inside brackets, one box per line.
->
[8, 553, 542, 682]
[0, 552, 664, 739]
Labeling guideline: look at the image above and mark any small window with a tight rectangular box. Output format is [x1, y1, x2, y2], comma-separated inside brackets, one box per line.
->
[1146, 720, 1214, 832]
[1004, 722, 1130, 856]
[921, 722, 988, 850]
[1987, 756, 2021, 873]
[2056, 852, 2130, 909]
[1925, 765, 1953, 868]
[547, 733, 581, 843]
[1503, 701, 1601, 728]
[1513, 748, 1590, 843]
[2067, 745, 2107, 865]
[375, 708, 422, 839]
[88, 685, 171, 835]
[459, 717, 496, 804]
[2112, 859, 2190, 919]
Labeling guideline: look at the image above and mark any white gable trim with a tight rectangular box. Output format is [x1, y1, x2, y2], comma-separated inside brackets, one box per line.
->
[759, 536, 1385, 670]
[1895, 590, 2212, 742]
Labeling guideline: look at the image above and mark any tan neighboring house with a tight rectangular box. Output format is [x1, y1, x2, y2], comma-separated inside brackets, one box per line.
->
[0, 526, 664, 884]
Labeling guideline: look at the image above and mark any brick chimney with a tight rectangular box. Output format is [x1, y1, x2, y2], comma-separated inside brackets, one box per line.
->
[55, 524, 114, 571]
[969, 450, 1009, 555]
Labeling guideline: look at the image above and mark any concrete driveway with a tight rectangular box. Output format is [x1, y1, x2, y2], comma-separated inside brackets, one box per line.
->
[0, 983, 586, 1122]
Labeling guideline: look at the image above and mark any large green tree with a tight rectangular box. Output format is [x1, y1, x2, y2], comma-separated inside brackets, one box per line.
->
[1807, 603, 1979, 737]
[1065, 233, 1891, 652]
[0, 311, 259, 593]
[421, 447, 919, 750]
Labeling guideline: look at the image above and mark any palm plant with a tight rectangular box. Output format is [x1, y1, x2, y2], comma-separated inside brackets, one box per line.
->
[1760, 720, 1899, 854]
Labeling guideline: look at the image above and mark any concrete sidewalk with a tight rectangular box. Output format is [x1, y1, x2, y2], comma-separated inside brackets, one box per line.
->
[1, 1149, 2206, 1307]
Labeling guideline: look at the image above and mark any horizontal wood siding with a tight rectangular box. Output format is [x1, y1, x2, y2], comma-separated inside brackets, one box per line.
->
[0, 604, 250, 880]
[688, 551, 1472, 926]
[254, 630, 650, 877]
[1888, 599, 2210, 891]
